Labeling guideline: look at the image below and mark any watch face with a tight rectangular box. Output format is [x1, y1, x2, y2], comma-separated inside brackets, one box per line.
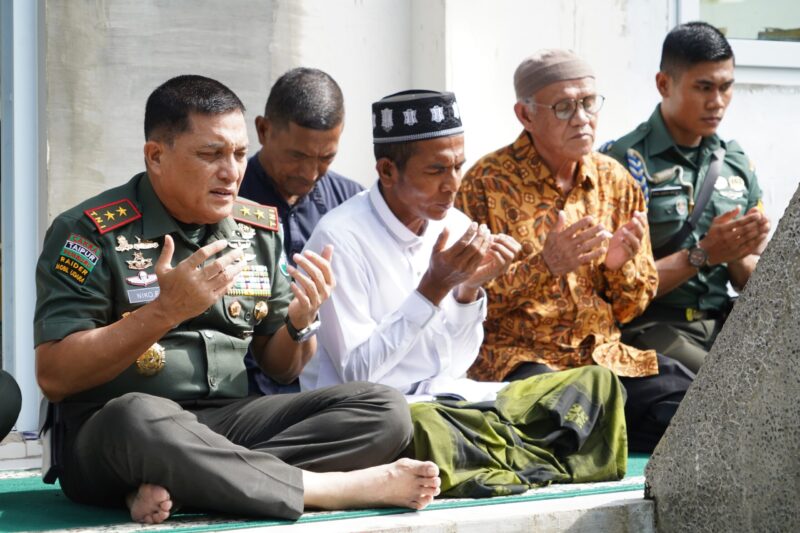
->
[688, 247, 708, 268]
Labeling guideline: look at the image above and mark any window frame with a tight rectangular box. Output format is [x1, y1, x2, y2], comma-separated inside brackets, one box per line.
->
[678, 0, 800, 85]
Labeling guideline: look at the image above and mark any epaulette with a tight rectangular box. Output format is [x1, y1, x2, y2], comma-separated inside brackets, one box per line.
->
[597, 140, 615, 154]
[232, 198, 279, 231]
[722, 139, 757, 177]
[84, 199, 142, 234]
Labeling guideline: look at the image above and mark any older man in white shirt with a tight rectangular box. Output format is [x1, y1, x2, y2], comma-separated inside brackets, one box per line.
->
[299, 90, 519, 400]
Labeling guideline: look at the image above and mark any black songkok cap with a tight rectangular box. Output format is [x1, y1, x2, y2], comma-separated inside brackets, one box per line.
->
[372, 90, 463, 144]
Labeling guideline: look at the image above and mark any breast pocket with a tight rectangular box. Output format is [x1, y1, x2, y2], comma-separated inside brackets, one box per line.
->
[647, 187, 690, 249]
[711, 176, 749, 217]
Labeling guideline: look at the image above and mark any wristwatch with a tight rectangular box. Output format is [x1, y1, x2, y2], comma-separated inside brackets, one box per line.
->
[285, 315, 321, 342]
[687, 246, 709, 269]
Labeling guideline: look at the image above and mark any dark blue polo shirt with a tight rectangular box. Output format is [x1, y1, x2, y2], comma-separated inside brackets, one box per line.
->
[238, 154, 365, 265]
[239, 154, 364, 395]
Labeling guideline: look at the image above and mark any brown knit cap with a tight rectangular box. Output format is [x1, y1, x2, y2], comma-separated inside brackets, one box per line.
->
[513, 49, 595, 100]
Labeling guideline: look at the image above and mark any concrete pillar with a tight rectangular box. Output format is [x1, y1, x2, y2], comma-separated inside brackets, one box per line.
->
[645, 184, 800, 532]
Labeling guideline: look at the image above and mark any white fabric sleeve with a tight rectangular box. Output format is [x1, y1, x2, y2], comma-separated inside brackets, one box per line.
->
[314, 233, 441, 384]
[438, 289, 487, 378]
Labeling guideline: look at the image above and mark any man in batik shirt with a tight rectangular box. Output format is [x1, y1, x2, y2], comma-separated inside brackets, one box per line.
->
[456, 49, 694, 452]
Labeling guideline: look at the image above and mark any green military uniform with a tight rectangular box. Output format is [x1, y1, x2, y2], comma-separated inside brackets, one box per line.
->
[34, 172, 411, 519]
[602, 105, 762, 371]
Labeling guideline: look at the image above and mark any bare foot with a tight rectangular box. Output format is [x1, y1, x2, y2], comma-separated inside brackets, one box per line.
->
[126, 483, 173, 524]
[302, 458, 441, 511]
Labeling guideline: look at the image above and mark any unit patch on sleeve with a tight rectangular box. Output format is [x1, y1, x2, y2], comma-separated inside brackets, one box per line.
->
[54, 233, 101, 285]
[232, 199, 279, 232]
[84, 199, 142, 234]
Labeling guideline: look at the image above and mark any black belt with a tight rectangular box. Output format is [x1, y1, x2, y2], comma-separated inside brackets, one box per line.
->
[642, 302, 725, 323]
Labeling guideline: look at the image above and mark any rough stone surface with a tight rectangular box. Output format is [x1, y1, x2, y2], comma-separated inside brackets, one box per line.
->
[646, 184, 800, 532]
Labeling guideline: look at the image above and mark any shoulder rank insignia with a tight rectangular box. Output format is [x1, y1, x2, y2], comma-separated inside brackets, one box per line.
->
[84, 199, 142, 234]
[625, 148, 650, 203]
[598, 140, 615, 154]
[232, 198, 279, 232]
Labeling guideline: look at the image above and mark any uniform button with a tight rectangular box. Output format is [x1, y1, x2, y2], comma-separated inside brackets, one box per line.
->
[555, 198, 565, 210]
[203, 331, 213, 339]
[245, 312, 252, 320]
[209, 377, 217, 387]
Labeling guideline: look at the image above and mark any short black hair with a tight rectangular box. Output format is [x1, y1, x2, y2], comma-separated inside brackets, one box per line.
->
[373, 141, 419, 172]
[144, 74, 245, 143]
[660, 22, 734, 77]
[264, 68, 344, 130]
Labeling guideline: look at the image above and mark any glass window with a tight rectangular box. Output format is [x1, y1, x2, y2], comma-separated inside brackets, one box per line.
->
[700, 0, 800, 42]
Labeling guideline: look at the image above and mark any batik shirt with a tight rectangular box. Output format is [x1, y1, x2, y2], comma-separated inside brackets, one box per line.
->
[456, 131, 659, 382]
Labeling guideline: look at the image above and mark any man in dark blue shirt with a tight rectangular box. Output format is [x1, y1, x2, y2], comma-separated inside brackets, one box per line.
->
[239, 68, 364, 394]
[238, 68, 364, 264]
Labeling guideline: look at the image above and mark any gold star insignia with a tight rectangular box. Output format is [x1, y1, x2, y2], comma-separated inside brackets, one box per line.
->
[254, 209, 265, 220]
[105, 210, 116, 221]
[240, 206, 251, 216]
[117, 206, 128, 217]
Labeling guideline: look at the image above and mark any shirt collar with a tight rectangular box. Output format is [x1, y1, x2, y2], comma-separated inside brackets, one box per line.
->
[138, 172, 234, 244]
[646, 104, 722, 160]
[510, 130, 597, 190]
[368, 183, 445, 247]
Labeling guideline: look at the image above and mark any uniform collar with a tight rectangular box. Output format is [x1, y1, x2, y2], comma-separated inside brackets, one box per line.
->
[368, 183, 444, 248]
[646, 104, 723, 161]
[511, 130, 597, 190]
[138, 172, 236, 244]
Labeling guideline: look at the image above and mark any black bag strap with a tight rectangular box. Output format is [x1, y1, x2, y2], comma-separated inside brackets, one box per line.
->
[653, 147, 726, 259]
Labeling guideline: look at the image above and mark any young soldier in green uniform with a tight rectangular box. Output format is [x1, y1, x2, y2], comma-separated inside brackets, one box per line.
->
[34, 75, 440, 525]
[602, 22, 770, 372]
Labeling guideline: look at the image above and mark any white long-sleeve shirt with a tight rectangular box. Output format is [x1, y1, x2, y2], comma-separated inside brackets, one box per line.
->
[299, 185, 497, 398]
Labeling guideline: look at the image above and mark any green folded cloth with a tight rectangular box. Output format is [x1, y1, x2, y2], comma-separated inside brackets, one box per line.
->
[409, 366, 627, 497]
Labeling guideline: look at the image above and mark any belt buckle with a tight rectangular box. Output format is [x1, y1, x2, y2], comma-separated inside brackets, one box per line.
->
[685, 308, 704, 321]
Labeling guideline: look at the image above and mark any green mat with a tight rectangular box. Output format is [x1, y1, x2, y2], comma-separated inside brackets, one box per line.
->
[0, 454, 648, 532]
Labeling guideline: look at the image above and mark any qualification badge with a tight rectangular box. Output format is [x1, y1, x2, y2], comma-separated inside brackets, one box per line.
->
[136, 343, 166, 376]
[254, 301, 269, 322]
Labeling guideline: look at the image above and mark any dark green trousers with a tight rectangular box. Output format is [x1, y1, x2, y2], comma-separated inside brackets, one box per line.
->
[621, 306, 724, 373]
[0, 370, 22, 440]
[57, 382, 411, 520]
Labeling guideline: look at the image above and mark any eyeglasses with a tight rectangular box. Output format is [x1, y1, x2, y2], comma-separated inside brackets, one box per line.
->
[525, 94, 605, 121]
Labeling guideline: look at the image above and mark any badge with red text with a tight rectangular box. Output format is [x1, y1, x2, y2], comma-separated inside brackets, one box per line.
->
[54, 233, 101, 285]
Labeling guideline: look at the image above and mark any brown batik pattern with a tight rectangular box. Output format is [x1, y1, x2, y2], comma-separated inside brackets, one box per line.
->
[456, 131, 659, 382]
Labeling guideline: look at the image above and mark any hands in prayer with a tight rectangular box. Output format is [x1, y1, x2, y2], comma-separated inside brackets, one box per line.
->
[419, 222, 520, 305]
[286, 245, 336, 329]
[699, 206, 770, 266]
[153, 236, 245, 327]
[542, 210, 647, 274]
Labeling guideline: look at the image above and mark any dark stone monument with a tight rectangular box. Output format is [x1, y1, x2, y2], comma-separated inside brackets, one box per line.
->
[646, 185, 800, 532]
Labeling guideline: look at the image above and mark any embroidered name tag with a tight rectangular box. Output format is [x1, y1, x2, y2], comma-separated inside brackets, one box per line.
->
[650, 185, 683, 198]
[128, 287, 161, 304]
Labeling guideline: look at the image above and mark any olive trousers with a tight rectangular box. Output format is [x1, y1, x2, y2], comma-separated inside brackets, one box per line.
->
[56, 382, 412, 520]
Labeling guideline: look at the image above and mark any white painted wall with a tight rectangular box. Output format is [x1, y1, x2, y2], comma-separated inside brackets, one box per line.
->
[43, 0, 799, 228]
[441, 0, 797, 233]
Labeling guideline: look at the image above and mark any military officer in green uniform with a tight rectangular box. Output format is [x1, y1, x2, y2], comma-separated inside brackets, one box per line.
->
[602, 22, 770, 372]
[34, 75, 440, 525]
